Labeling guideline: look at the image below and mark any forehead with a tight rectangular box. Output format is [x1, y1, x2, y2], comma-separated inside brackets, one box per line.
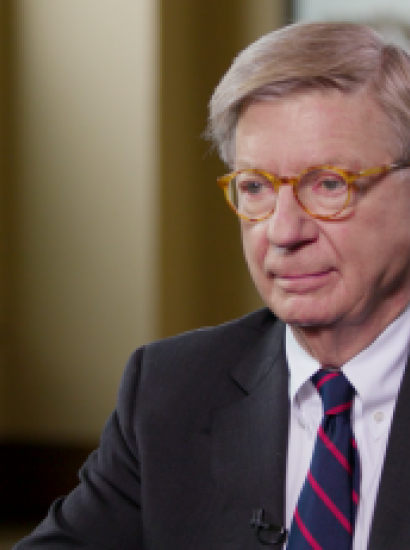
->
[235, 90, 398, 172]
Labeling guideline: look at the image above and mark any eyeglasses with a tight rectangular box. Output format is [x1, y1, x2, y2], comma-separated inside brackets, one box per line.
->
[217, 161, 410, 222]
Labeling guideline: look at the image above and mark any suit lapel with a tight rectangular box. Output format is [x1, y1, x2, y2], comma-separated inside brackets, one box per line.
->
[210, 319, 289, 546]
[368, 356, 410, 549]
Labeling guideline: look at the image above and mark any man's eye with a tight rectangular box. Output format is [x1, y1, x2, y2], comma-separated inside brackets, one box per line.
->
[322, 178, 344, 190]
[312, 175, 347, 194]
[238, 180, 270, 195]
[241, 181, 262, 194]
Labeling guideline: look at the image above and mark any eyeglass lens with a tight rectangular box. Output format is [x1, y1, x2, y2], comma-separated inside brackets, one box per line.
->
[229, 169, 349, 220]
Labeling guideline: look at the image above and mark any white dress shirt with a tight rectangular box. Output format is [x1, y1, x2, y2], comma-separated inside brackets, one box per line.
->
[284, 303, 410, 550]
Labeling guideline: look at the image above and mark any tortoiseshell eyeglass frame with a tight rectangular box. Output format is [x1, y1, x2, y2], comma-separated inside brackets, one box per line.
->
[217, 161, 410, 222]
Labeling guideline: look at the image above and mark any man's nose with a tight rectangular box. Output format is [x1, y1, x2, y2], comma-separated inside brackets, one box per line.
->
[265, 185, 318, 248]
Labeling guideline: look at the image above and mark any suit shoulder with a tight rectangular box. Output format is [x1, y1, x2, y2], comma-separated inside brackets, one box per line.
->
[122, 308, 279, 388]
[118, 308, 283, 438]
[145, 307, 278, 356]
[120, 308, 281, 405]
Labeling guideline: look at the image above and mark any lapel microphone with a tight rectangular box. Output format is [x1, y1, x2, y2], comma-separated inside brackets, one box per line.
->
[250, 509, 288, 546]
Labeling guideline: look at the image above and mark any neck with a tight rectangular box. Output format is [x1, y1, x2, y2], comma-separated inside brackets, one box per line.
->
[291, 300, 410, 368]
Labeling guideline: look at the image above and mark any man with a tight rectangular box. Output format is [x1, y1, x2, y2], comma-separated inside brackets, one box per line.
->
[15, 21, 410, 549]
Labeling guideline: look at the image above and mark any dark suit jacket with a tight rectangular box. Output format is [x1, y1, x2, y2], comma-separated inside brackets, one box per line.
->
[14, 308, 410, 549]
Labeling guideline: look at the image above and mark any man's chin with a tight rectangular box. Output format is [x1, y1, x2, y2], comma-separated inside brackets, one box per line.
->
[270, 303, 335, 328]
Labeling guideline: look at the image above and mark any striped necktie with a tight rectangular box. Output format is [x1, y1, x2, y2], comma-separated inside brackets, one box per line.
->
[287, 369, 360, 549]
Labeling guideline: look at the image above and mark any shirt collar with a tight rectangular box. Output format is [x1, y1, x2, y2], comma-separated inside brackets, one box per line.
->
[286, 302, 410, 432]
[343, 303, 410, 437]
[286, 326, 319, 403]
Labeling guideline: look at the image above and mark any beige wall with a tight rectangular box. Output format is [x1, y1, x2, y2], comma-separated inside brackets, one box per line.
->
[1, 0, 286, 443]
[6, 0, 158, 441]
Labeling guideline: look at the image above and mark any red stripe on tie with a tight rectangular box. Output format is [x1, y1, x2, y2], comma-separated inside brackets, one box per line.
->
[351, 437, 357, 448]
[294, 507, 322, 550]
[352, 490, 359, 505]
[318, 426, 351, 474]
[316, 371, 338, 389]
[308, 471, 352, 534]
[326, 401, 352, 415]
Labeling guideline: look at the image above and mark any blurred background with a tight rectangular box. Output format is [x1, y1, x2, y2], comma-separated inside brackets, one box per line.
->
[1, 0, 410, 546]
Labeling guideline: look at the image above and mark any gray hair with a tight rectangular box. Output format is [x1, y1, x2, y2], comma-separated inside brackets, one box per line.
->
[207, 21, 410, 167]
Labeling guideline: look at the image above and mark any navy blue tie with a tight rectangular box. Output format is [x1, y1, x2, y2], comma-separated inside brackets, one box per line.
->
[287, 369, 360, 549]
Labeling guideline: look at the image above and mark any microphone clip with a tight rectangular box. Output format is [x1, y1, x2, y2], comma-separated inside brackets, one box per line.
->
[250, 509, 287, 546]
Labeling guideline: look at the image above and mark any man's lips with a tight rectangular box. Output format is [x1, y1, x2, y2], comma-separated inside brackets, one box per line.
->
[275, 270, 331, 279]
[267, 268, 335, 290]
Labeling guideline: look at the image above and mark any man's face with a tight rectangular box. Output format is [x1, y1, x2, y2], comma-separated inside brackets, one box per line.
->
[237, 90, 410, 337]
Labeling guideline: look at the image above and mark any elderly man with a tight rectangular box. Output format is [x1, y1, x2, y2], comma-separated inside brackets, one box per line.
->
[15, 21, 410, 550]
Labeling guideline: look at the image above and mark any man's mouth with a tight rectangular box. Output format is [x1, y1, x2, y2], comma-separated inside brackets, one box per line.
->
[268, 269, 335, 291]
